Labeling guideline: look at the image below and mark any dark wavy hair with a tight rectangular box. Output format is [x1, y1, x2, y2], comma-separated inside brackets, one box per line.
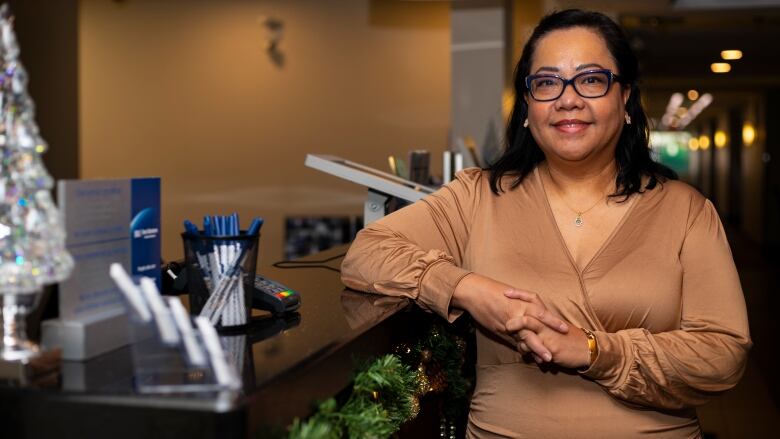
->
[488, 9, 676, 197]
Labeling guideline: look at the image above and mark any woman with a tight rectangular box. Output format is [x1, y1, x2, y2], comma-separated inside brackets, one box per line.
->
[341, 9, 750, 438]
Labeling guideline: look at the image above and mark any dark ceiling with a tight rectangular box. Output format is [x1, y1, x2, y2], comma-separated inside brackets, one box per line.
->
[621, 9, 780, 87]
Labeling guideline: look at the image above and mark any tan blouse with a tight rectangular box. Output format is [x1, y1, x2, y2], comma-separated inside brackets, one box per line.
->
[341, 167, 751, 438]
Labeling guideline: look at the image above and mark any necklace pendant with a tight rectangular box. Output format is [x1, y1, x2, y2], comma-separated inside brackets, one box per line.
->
[574, 213, 584, 227]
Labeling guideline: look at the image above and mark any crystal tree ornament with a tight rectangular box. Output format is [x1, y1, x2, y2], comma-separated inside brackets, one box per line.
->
[0, 4, 73, 361]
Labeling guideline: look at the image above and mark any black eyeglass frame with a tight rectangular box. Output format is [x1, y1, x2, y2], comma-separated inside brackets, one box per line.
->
[524, 69, 623, 102]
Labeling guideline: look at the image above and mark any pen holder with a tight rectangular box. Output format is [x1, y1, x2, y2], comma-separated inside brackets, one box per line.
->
[182, 232, 259, 331]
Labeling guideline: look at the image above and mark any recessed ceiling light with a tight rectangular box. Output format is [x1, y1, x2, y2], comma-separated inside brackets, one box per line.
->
[711, 63, 731, 73]
[721, 50, 742, 60]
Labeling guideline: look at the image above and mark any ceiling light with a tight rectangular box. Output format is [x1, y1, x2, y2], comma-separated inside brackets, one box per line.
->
[677, 93, 713, 129]
[697, 93, 713, 107]
[668, 93, 684, 111]
[721, 50, 742, 60]
[711, 63, 731, 73]
[714, 131, 727, 148]
[687, 90, 699, 101]
[660, 93, 685, 129]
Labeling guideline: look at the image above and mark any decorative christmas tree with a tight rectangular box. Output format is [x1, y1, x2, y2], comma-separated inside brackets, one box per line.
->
[0, 3, 73, 361]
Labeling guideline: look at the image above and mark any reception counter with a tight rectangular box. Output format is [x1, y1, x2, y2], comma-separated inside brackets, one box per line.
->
[0, 245, 428, 438]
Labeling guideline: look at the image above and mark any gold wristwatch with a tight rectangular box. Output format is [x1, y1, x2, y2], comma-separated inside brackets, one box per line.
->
[581, 327, 598, 367]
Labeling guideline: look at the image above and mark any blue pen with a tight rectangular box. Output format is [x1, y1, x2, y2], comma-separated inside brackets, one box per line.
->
[247, 217, 263, 236]
[184, 220, 199, 235]
[246, 219, 258, 236]
[203, 216, 212, 236]
[185, 219, 213, 280]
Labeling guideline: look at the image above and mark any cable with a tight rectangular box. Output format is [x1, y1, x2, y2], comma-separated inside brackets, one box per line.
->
[272, 252, 346, 273]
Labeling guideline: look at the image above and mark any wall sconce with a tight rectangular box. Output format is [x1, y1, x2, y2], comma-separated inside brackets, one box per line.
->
[714, 130, 727, 149]
[742, 123, 756, 147]
[699, 134, 710, 150]
[259, 15, 284, 66]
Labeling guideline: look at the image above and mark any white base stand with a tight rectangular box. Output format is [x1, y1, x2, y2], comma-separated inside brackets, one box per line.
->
[41, 308, 130, 361]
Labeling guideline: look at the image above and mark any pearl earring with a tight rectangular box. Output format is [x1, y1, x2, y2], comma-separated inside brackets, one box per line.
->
[523, 118, 529, 128]
[625, 113, 632, 125]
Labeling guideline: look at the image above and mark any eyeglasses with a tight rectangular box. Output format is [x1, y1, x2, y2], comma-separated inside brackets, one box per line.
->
[525, 69, 621, 102]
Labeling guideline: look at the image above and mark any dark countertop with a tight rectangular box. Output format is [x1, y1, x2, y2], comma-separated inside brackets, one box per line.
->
[0, 245, 420, 438]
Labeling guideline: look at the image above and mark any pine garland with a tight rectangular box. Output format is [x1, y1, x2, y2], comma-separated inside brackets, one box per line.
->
[287, 322, 473, 439]
[288, 355, 417, 439]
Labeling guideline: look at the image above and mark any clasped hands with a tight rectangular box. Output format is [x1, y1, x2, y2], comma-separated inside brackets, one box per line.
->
[452, 273, 590, 369]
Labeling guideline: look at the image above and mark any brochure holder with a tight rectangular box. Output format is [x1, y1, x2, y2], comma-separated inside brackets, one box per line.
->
[110, 264, 241, 394]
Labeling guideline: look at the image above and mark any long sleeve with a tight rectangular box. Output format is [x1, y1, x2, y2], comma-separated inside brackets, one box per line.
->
[340, 168, 482, 322]
[582, 199, 752, 409]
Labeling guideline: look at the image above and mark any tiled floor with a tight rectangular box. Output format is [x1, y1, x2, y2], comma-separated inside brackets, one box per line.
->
[697, 229, 780, 438]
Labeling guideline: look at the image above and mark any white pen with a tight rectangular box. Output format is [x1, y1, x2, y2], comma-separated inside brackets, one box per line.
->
[207, 247, 221, 287]
[195, 316, 239, 388]
[237, 280, 246, 325]
[200, 249, 246, 322]
[109, 263, 152, 322]
[219, 240, 229, 277]
[203, 275, 239, 325]
[167, 297, 207, 366]
[196, 252, 211, 280]
[139, 277, 180, 345]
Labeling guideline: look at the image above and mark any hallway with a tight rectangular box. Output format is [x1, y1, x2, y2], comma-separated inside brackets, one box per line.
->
[698, 227, 780, 437]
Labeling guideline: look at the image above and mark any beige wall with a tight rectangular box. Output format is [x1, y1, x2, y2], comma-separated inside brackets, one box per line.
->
[10, 0, 79, 182]
[79, 0, 450, 263]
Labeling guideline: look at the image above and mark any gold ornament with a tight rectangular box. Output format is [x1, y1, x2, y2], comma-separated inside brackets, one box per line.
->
[393, 343, 414, 363]
[427, 363, 448, 393]
[394, 343, 412, 355]
[408, 395, 421, 419]
[416, 364, 432, 395]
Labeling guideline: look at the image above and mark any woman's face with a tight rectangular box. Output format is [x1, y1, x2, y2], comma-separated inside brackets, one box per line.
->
[525, 27, 630, 165]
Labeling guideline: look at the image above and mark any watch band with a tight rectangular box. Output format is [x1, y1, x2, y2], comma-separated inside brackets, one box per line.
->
[581, 327, 598, 367]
